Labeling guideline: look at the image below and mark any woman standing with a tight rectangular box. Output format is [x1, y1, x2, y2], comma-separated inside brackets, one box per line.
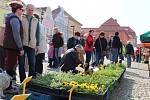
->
[84, 30, 94, 68]
[3, 1, 24, 90]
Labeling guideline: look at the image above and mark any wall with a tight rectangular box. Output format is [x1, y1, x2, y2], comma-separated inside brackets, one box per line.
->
[67, 18, 82, 38]
[53, 7, 68, 43]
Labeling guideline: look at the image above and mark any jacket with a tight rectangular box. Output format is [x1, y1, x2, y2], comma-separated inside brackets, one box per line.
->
[67, 37, 80, 49]
[52, 33, 64, 48]
[36, 23, 47, 54]
[126, 44, 134, 54]
[112, 35, 120, 48]
[21, 14, 39, 49]
[3, 13, 23, 51]
[60, 48, 82, 72]
[84, 34, 94, 52]
[94, 37, 107, 52]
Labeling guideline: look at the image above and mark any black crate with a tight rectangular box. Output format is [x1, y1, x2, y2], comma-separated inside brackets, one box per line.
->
[27, 69, 125, 100]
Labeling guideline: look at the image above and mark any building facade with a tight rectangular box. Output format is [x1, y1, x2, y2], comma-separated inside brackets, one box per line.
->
[52, 6, 68, 43]
[35, 7, 54, 38]
[64, 11, 82, 38]
[82, 18, 137, 46]
[52, 6, 82, 43]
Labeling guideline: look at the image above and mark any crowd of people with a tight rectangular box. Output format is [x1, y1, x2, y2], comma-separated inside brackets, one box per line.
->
[0, 0, 137, 94]
[58, 30, 135, 73]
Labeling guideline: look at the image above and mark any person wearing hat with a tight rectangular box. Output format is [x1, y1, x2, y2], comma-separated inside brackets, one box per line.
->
[67, 31, 80, 49]
[3, 0, 24, 90]
[126, 41, 134, 68]
[92, 32, 107, 66]
[60, 44, 84, 73]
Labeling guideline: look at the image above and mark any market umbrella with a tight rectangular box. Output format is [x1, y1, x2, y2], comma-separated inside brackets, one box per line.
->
[140, 31, 150, 43]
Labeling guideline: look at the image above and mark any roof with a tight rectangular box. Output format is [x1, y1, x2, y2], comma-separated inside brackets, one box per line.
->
[100, 17, 120, 27]
[52, 6, 61, 19]
[64, 11, 82, 26]
[52, 6, 82, 25]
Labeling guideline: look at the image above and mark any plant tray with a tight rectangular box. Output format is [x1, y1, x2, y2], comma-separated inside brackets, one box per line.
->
[27, 69, 125, 100]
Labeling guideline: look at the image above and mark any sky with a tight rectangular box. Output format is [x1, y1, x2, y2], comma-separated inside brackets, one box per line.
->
[23, 0, 150, 42]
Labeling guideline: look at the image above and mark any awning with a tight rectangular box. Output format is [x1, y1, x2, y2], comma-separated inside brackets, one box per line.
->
[140, 31, 150, 43]
[138, 43, 150, 48]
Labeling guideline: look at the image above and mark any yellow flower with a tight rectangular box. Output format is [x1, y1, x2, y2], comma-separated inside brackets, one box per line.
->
[63, 82, 68, 86]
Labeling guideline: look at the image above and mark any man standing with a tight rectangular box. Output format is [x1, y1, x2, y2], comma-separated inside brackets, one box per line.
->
[67, 32, 80, 49]
[126, 41, 134, 68]
[52, 27, 64, 68]
[112, 32, 120, 63]
[19, 4, 40, 82]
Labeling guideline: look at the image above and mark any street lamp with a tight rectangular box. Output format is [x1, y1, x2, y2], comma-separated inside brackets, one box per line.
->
[71, 25, 75, 36]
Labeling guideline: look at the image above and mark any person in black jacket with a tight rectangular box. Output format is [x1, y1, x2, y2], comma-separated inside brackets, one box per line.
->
[92, 32, 107, 66]
[126, 41, 134, 67]
[67, 32, 80, 49]
[52, 27, 64, 68]
[112, 32, 120, 63]
[60, 44, 83, 73]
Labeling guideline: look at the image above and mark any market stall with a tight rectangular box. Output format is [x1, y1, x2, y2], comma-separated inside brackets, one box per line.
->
[137, 43, 150, 77]
[27, 63, 126, 100]
[139, 32, 150, 77]
[140, 31, 150, 43]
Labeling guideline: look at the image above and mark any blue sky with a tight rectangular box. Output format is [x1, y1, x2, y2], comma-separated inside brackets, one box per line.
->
[23, 0, 150, 41]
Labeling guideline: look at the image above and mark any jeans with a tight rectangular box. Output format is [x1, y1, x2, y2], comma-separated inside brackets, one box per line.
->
[126, 54, 131, 67]
[85, 51, 92, 64]
[18, 46, 36, 82]
[136, 54, 141, 63]
[35, 53, 45, 74]
[112, 48, 118, 63]
[53, 48, 60, 68]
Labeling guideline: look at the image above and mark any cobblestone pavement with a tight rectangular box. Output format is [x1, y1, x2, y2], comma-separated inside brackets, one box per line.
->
[109, 62, 150, 100]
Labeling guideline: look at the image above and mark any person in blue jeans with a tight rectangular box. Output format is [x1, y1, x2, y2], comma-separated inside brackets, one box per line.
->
[18, 4, 40, 82]
[52, 28, 64, 68]
[92, 32, 107, 66]
[126, 41, 134, 68]
[111, 32, 120, 63]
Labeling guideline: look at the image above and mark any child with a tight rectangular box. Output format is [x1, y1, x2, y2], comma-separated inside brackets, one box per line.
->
[48, 42, 54, 68]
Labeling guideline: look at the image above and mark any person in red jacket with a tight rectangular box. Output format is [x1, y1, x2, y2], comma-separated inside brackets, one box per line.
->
[84, 30, 94, 68]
